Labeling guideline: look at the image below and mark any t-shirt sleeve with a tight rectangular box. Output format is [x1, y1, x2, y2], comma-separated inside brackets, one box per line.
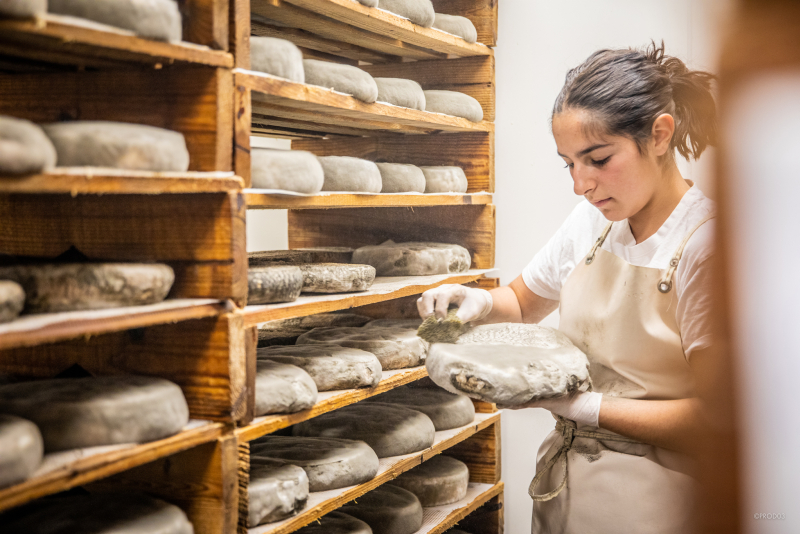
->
[675, 223, 716, 360]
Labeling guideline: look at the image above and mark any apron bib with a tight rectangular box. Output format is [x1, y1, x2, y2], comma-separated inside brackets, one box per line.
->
[530, 215, 713, 534]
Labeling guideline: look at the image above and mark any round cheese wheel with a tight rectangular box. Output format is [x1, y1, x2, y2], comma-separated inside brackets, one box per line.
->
[0, 115, 56, 175]
[423, 90, 483, 122]
[294, 511, 372, 534]
[431, 14, 478, 43]
[0, 376, 188, 452]
[47, 0, 183, 41]
[297, 325, 427, 370]
[374, 79, 426, 111]
[303, 60, 378, 103]
[250, 436, 379, 491]
[340, 485, 423, 534]
[294, 247, 355, 264]
[248, 460, 309, 527]
[248, 266, 304, 305]
[296, 263, 375, 293]
[250, 37, 305, 83]
[318, 156, 382, 193]
[376, 162, 426, 193]
[378, 0, 435, 27]
[257, 344, 382, 391]
[0, 280, 25, 323]
[369, 385, 475, 430]
[0, 415, 43, 488]
[255, 360, 318, 416]
[421, 166, 468, 193]
[292, 403, 435, 458]
[352, 241, 471, 276]
[388, 455, 469, 506]
[251, 148, 323, 193]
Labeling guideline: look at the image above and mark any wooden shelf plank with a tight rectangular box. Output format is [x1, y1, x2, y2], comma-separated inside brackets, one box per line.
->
[0, 14, 233, 69]
[0, 169, 244, 194]
[245, 191, 492, 209]
[236, 366, 427, 442]
[247, 413, 501, 534]
[414, 481, 504, 534]
[237, 70, 494, 135]
[257, 0, 493, 59]
[0, 299, 233, 351]
[242, 269, 493, 326]
[0, 420, 224, 513]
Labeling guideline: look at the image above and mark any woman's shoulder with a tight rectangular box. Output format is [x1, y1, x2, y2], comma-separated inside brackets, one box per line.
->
[680, 189, 716, 266]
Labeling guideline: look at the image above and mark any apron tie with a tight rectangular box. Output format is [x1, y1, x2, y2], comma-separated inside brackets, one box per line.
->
[528, 416, 644, 502]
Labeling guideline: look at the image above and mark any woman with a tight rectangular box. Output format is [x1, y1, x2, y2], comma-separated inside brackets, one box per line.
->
[417, 43, 717, 533]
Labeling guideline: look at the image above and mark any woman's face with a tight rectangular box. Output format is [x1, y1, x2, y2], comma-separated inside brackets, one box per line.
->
[552, 109, 662, 222]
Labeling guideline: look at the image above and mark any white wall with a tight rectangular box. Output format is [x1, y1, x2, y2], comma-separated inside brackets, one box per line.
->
[494, 1, 732, 531]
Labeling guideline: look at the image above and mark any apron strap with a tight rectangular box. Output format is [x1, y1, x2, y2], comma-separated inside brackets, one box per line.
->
[529, 416, 643, 502]
[657, 214, 716, 293]
[585, 222, 614, 265]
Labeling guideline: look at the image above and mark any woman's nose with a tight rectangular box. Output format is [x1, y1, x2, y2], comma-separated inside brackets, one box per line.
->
[572, 165, 595, 196]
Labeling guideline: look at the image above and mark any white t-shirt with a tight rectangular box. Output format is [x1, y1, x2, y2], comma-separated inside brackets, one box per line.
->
[522, 185, 715, 360]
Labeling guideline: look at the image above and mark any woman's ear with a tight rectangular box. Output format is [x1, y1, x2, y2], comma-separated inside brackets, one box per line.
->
[651, 113, 675, 157]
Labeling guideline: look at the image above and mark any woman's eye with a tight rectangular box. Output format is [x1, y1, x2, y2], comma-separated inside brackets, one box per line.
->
[563, 163, 573, 169]
[591, 156, 611, 167]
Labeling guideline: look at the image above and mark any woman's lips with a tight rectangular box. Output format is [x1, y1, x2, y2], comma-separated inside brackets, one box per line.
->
[591, 197, 611, 208]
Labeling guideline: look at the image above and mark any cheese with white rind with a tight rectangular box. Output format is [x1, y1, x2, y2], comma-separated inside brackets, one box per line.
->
[421, 166, 468, 193]
[318, 156, 382, 193]
[4, 492, 194, 534]
[0, 280, 25, 323]
[292, 403, 435, 458]
[376, 162, 426, 193]
[0, 263, 174, 314]
[339, 485, 423, 534]
[296, 263, 376, 293]
[250, 436, 379, 491]
[47, 0, 182, 41]
[0, 115, 56, 175]
[294, 511, 372, 534]
[369, 385, 475, 430]
[352, 241, 471, 276]
[248, 460, 309, 527]
[377, 0, 435, 27]
[43, 121, 189, 171]
[0, 0, 46, 17]
[426, 323, 591, 405]
[374, 78, 426, 111]
[248, 266, 304, 305]
[251, 148, 323, 193]
[432, 14, 478, 43]
[0, 415, 43, 488]
[250, 37, 305, 83]
[0, 376, 189, 452]
[388, 455, 469, 506]
[423, 90, 483, 123]
[297, 325, 427, 370]
[303, 60, 379, 103]
[255, 360, 318, 416]
[257, 344, 382, 391]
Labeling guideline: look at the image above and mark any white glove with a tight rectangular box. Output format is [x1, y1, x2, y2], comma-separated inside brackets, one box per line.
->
[416, 284, 493, 323]
[508, 391, 603, 428]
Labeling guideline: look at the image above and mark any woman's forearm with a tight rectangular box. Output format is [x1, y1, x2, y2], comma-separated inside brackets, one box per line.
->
[476, 286, 523, 324]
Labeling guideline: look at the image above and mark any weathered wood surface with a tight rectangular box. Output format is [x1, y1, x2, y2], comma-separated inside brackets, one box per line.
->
[431, 0, 498, 47]
[414, 482, 504, 534]
[180, 0, 230, 50]
[435, 487, 504, 534]
[0, 170, 243, 194]
[446, 420, 501, 485]
[245, 192, 492, 209]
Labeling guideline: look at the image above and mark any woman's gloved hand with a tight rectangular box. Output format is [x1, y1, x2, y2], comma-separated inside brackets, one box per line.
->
[503, 391, 603, 428]
[416, 284, 493, 323]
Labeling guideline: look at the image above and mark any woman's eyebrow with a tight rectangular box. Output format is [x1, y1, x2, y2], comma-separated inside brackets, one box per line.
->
[577, 143, 611, 157]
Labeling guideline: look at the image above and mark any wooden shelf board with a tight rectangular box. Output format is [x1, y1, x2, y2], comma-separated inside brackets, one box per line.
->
[0, 169, 244, 194]
[0, 299, 233, 351]
[255, 0, 493, 59]
[248, 412, 501, 534]
[242, 269, 493, 326]
[236, 366, 427, 442]
[245, 191, 492, 209]
[0, 14, 233, 69]
[0, 420, 224, 513]
[238, 70, 494, 135]
[414, 481, 504, 534]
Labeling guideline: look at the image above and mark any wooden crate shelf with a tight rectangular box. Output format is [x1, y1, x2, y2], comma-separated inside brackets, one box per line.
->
[246, 192, 492, 209]
[413, 482, 504, 534]
[0, 14, 233, 70]
[243, 270, 493, 326]
[0, 420, 224, 514]
[242, 412, 501, 534]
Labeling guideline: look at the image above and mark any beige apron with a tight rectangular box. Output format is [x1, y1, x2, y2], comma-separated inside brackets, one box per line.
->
[530, 215, 714, 534]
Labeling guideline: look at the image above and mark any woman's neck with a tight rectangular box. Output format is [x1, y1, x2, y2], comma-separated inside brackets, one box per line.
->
[627, 161, 690, 244]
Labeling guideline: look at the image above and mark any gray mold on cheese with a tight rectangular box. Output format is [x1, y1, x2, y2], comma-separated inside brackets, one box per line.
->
[250, 37, 305, 83]
[255, 360, 318, 416]
[352, 0, 378, 7]
[258, 327, 308, 347]
[377, 163, 426, 193]
[297, 325, 427, 370]
[0, 415, 43, 488]
[295, 247, 355, 264]
[340, 485, 423, 534]
[432, 14, 478, 43]
[0, 116, 57, 175]
[423, 90, 483, 122]
[388, 455, 469, 506]
[251, 148, 324, 194]
[374, 78, 426, 110]
[250, 436, 379, 491]
[258, 313, 371, 347]
[0, 0, 46, 17]
[248, 266, 304, 305]
[369, 385, 475, 430]
[43, 121, 190, 171]
[426, 323, 591, 405]
[297, 263, 375, 293]
[378, 0, 435, 27]
[0, 263, 174, 314]
[4, 492, 194, 534]
[421, 166, 468, 193]
[248, 460, 309, 527]
[0, 280, 25, 323]
[295, 511, 372, 534]
[303, 60, 379, 103]
[318, 156, 382, 193]
[47, 0, 182, 42]
[352, 241, 471, 276]
[257, 344, 381, 391]
[292, 403, 435, 458]
[249, 250, 314, 266]
[0, 375, 189, 452]
[365, 318, 422, 329]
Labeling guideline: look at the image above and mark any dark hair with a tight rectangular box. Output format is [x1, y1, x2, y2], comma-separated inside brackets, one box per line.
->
[552, 41, 717, 161]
